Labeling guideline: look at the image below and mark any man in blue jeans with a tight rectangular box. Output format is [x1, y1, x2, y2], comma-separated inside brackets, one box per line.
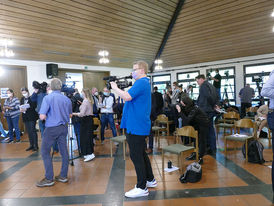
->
[36, 78, 72, 187]
[261, 70, 274, 192]
[110, 60, 156, 198]
[98, 87, 117, 144]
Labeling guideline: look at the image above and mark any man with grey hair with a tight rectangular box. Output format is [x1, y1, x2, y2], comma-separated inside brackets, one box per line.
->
[36, 78, 72, 187]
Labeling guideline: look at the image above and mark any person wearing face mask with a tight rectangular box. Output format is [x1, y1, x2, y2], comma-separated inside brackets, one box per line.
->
[98, 87, 117, 144]
[3, 89, 21, 143]
[20, 87, 39, 151]
[91, 87, 100, 118]
[110, 61, 156, 198]
[72, 88, 95, 162]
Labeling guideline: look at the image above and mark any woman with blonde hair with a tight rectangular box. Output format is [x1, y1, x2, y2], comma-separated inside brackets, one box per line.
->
[72, 88, 95, 162]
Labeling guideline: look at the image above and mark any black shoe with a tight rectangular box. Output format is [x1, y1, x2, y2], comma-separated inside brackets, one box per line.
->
[32, 147, 38, 151]
[198, 158, 203, 165]
[26, 146, 34, 151]
[186, 152, 196, 160]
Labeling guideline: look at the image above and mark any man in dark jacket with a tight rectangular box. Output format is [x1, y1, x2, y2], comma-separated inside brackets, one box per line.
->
[196, 74, 219, 155]
[176, 96, 209, 164]
[71, 89, 83, 154]
[147, 87, 163, 153]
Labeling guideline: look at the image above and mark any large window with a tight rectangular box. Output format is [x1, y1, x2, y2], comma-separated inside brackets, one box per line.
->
[207, 67, 236, 105]
[177, 71, 200, 100]
[244, 62, 273, 105]
[152, 74, 171, 94]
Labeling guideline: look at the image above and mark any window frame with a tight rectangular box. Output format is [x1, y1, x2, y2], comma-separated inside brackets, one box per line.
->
[151, 74, 171, 94]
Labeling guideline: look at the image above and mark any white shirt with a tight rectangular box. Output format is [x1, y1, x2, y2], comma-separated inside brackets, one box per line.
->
[98, 95, 114, 113]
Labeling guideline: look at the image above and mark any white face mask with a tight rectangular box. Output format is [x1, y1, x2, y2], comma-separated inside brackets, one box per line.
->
[81, 93, 85, 98]
[94, 91, 98, 96]
[7, 93, 12, 98]
[22, 93, 28, 98]
[48, 90, 52, 94]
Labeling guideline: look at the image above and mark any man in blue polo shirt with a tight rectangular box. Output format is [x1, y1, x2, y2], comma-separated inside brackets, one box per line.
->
[36, 78, 72, 187]
[110, 60, 156, 198]
[261, 70, 274, 192]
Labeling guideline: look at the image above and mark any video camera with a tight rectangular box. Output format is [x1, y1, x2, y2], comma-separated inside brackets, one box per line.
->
[61, 81, 76, 98]
[103, 75, 133, 90]
[224, 70, 229, 78]
[252, 75, 262, 83]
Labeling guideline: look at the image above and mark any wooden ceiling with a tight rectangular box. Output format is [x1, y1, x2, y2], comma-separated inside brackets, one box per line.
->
[0, 0, 177, 68]
[161, 0, 274, 68]
[0, 0, 274, 70]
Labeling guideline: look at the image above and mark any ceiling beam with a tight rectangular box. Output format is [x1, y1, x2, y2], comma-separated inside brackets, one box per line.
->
[150, 0, 186, 73]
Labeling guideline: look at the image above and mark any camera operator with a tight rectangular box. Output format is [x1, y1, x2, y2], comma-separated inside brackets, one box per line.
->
[70, 88, 83, 154]
[210, 69, 222, 100]
[110, 60, 156, 198]
[176, 96, 209, 164]
[98, 87, 117, 144]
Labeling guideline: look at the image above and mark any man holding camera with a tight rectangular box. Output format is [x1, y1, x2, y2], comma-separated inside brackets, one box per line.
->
[110, 61, 156, 198]
[210, 69, 222, 100]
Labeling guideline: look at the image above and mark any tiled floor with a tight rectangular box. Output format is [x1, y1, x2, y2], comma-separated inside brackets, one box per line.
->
[0, 129, 273, 206]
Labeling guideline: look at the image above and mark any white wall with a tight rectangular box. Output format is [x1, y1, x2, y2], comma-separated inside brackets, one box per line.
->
[150, 53, 274, 104]
[0, 59, 131, 93]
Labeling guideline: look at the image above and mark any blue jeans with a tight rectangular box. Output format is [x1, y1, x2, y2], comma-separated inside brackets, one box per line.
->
[40, 120, 58, 152]
[0, 121, 7, 137]
[41, 125, 69, 180]
[268, 111, 274, 191]
[100, 113, 117, 141]
[206, 112, 217, 152]
[6, 116, 20, 141]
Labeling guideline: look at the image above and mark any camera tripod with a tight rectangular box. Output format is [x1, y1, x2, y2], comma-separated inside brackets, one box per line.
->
[222, 80, 233, 101]
[67, 118, 80, 166]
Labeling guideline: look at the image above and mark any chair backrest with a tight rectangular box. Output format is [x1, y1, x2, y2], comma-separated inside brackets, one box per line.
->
[176, 126, 198, 139]
[156, 114, 168, 122]
[93, 117, 100, 126]
[246, 107, 258, 113]
[234, 119, 255, 129]
[223, 111, 240, 120]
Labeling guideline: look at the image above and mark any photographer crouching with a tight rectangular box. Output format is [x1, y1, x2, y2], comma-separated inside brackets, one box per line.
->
[109, 61, 156, 198]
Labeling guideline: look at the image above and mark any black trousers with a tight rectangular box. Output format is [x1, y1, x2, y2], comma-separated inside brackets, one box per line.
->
[80, 116, 94, 155]
[198, 125, 208, 158]
[240, 102, 252, 118]
[126, 133, 154, 189]
[24, 121, 38, 148]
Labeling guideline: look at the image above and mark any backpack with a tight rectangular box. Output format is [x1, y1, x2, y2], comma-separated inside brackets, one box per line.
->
[242, 140, 265, 164]
[205, 82, 218, 107]
[179, 162, 202, 183]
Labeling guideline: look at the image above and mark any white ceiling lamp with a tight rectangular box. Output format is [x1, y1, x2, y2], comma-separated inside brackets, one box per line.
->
[271, 8, 274, 17]
[0, 38, 14, 57]
[98, 50, 109, 64]
[154, 59, 163, 71]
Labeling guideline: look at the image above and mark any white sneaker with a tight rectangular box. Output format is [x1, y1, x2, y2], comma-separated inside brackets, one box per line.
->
[125, 186, 149, 198]
[84, 153, 95, 162]
[146, 179, 157, 188]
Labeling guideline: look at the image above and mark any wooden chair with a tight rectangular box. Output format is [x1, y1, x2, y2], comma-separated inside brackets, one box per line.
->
[152, 126, 161, 148]
[156, 114, 173, 136]
[245, 107, 258, 120]
[93, 117, 101, 143]
[110, 130, 127, 160]
[216, 112, 240, 140]
[224, 119, 257, 162]
[162, 126, 198, 173]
